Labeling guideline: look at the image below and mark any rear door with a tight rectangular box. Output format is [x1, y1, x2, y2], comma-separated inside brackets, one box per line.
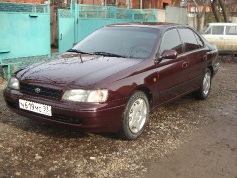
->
[203, 25, 225, 50]
[223, 25, 237, 51]
[178, 28, 208, 90]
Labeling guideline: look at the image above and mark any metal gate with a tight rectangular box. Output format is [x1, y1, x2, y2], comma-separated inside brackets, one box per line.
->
[0, 2, 50, 59]
[165, 6, 188, 25]
[58, 9, 75, 53]
[58, 4, 157, 53]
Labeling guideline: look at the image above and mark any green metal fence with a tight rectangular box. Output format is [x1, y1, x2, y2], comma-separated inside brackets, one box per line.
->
[0, 55, 51, 79]
[0, 2, 50, 59]
[58, 4, 158, 53]
[0, 2, 51, 79]
[58, 9, 75, 53]
[0, 2, 48, 13]
[133, 9, 157, 22]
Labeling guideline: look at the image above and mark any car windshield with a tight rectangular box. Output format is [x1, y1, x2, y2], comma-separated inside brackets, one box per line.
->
[73, 26, 159, 59]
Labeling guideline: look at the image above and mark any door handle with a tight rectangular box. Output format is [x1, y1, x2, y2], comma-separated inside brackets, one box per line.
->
[203, 55, 207, 61]
[182, 62, 188, 68]
[60, 34, 62, 40]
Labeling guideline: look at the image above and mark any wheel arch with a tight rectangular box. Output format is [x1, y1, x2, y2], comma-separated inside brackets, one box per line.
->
[208, 66, 214, 78]
[135, 87, 153, 111]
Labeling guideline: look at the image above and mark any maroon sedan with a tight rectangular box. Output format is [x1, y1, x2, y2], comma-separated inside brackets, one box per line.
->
[3, 23, 219, 140]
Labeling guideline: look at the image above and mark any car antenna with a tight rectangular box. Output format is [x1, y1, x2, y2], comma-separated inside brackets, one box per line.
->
[80, 53, 83, 63]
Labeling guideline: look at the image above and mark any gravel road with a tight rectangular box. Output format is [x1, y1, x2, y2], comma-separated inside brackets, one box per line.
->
[0, 56, 236, 177]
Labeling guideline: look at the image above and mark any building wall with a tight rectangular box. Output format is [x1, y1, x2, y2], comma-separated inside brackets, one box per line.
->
[78, 0, 126, 7]
[0, 0, 43, 3]
[187, 4, 212, 13]
[230, 17, 237, 23]
[78, 0, 102, 5]
[132, 0, 172, 9]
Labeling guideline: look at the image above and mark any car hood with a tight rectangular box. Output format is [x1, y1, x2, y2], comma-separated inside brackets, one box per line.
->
[17, 53, 142, 89]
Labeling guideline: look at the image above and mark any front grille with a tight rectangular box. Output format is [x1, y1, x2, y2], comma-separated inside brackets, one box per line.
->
[20, 82, 63, 100]
[6, 100, 82, 125]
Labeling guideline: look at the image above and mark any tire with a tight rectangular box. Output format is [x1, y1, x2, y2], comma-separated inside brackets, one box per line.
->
[118, 91, 149, 140]
[193, 68, 212, 100]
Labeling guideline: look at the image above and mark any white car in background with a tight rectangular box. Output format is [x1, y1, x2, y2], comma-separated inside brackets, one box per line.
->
[202, 23, 237, 53]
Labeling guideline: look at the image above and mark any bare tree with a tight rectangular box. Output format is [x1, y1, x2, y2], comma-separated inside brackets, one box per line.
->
[218, 0, 228, 22]
[190, 0, 210, 32]
[197, 0, 210, 32]
[211, 0, 229, 22]
[227, 0, 237, 17]
[211, 0, 221, 22]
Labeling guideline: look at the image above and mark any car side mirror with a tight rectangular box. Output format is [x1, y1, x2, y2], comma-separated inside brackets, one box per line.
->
[158, 50, 178, 61]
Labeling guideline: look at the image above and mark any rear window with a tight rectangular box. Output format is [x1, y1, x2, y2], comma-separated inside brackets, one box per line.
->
[226, 26, 237, 35]
[202, 25, 211, 34]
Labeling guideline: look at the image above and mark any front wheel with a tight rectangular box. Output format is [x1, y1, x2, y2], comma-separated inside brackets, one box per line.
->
[118, 91, 149, 140]
[193, 68, 212, 100]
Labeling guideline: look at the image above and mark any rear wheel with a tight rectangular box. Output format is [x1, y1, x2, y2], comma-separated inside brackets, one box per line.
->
[119, 91, 149, 140]
[193, 68, 212, 100]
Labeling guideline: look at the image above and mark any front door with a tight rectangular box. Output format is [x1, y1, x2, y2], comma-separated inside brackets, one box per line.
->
[153, 28, 189, 106]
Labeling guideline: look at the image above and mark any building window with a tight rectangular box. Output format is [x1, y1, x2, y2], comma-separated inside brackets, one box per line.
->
[163, 2, 168, 9]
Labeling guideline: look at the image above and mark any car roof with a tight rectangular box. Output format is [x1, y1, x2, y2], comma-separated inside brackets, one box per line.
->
[207, 22, 237, 26]
[107, 22, 186, 30]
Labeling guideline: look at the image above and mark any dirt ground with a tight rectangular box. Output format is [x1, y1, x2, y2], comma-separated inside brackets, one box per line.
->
[0, 56, 236, 177]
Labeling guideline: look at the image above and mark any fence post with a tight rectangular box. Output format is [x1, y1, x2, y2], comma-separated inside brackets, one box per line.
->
[132, 9, 135, 22]
[74, 4, 79, 42]
[115, 6, 117, 19]
[114, 6, 117, 23]
[47, 4, 51, 57]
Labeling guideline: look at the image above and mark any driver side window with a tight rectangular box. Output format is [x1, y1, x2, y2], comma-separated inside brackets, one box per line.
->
[159, 29, 183, 55]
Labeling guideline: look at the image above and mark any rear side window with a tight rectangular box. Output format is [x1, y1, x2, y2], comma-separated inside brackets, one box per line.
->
[159, 29, 183, 54]
[212, 26, 224, 35]
[226, 26, 237, 35]
[178, 28, 200, 52]
[206, 28, 211, 34]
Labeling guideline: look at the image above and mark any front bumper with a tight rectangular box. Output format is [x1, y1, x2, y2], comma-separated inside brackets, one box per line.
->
[3, 87, 127, 133]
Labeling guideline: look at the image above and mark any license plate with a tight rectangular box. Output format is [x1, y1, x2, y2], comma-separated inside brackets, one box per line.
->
[19, 99, 52, 116]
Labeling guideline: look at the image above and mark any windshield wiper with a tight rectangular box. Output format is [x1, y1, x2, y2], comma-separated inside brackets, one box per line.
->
[67, 49, 92, 55]
[67, 49, 94, 63]
[67, 50, 126, 58]
[93, 52, 126, 58]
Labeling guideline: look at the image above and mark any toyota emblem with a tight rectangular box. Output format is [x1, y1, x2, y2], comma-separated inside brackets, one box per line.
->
[35, 88, 41, 93]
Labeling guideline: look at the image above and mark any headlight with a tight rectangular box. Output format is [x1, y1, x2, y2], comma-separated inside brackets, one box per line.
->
[62, 89, 108, 103]
[8, 77, 20, 90]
